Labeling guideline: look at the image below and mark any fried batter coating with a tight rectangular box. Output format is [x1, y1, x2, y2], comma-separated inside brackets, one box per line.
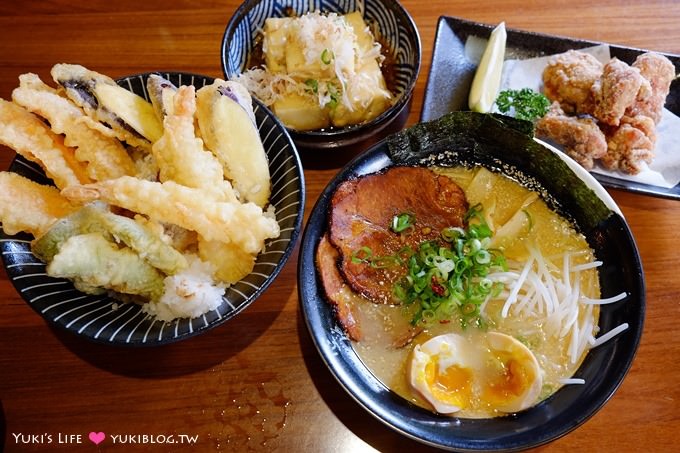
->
[12, 73, 137, 181]
[134, 217, 198, 254]
[51, 63, 155, 150]
[47, 232, 165, 299]
[32, 202, 188, 275]
[60, 176, 280, 254]
[197, 236, 256, 285]
[540, 51, 675, 174]
[128, 146, 159, 181]
[601, 115, 656, 175]
[535, 103, 607, 170]
[152, 85, 237, 202]
[196, 80, 271, 208]
[147, 74, 178, 121]
[542, 50, 603, 113]
[0, 99, 90, 189]
[627, 52, 676, 123]
[0, 171, 79, 237]
[591, 58, 650, 126]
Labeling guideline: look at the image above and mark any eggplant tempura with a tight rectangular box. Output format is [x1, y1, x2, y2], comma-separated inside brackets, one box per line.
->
[0, 64, 278, 321]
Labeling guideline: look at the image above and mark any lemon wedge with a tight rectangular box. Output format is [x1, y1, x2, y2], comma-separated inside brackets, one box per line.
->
[468, 22, 507, 113]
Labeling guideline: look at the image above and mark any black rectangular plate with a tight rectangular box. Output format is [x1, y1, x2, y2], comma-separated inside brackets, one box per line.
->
[421, 15, 680, 200]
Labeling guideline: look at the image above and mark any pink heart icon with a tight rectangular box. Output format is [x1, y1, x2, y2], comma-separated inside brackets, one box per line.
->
[88, 432, 106, 445]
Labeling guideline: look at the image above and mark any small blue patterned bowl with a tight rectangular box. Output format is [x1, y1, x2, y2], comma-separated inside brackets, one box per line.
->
[0, 72, 305, 346]
[221, 0, 421, 151]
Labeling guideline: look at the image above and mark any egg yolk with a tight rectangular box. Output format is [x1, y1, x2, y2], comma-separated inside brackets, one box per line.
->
[482, 357, 533, 406]
[426, 360, 473, 409]
[409, 333, 543, 416]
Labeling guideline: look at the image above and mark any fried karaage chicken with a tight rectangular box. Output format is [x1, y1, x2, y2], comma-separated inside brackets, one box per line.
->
[591, 58, 651, 126]
[535, 102, 607, 170]
[540, 50, 675, 175]
[600, 115, 656, 175]
[542, 50, 603, 113]
[627, 52, 676, 123]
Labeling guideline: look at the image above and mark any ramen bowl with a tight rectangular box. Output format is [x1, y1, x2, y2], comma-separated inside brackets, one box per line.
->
[297, 112, 645, 450]
[221, 0, 421, 152]
[1, 72, 305, 346]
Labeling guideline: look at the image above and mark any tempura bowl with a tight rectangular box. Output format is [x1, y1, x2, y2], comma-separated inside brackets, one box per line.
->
[221, 0, 421, 152]
[0, 72, 305, 346]
[297, 112, 645, 450]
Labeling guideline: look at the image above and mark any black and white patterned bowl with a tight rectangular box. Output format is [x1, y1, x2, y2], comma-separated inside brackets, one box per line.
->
[221, 0, 421, 150]
[0, 72, 305, 346]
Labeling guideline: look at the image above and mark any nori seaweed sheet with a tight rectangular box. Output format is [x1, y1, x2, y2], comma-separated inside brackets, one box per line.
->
[386, 111, 613, 233]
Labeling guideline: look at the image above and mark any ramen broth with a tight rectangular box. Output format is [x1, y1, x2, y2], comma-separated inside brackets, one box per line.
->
[351, 167, 601, 418]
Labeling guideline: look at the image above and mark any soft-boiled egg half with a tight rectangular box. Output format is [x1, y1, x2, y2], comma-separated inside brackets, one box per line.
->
[409, 332, 543, 415]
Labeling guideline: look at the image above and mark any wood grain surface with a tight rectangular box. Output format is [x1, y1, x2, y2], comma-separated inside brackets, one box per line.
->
[1, 1, 679, 451]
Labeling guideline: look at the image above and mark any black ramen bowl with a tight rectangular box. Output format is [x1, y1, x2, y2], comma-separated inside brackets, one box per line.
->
[297, 112, 645, 451]
[0, 72, 305, 346]
[221, 0, 421, 152]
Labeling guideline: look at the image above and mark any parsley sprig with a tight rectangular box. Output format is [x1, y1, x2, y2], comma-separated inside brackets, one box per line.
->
[495, 88, 550, 121]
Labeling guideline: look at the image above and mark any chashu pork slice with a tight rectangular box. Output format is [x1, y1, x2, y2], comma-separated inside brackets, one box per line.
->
[328, 166, 468, 304]
[317, 233, 424, 345]
[316, 234, 362, 341]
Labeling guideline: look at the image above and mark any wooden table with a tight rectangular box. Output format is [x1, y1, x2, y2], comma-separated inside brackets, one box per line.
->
[1, 1, 679, 451]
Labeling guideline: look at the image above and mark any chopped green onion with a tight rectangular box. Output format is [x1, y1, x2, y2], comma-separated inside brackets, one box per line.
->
[351, 246, 373, 264]
[422, 309, 436, 321]
[349, 204, 507, 327]
[462, 303, 477, 315]
[464, 203, 484, 222]
[370, 255, 400, 269]
[475, 249, 491, 264]
[479, 278, 493, 291]
[327, 83, 339, 109]
[305, 78, 319, 94]
[393, 204, 508, 327]
[350, 245, 407, 270]
[442, 227, 465, 242]
[391, 212, 415, 233]
[396, 246, 414, 262]
[321, 48, 333, 64]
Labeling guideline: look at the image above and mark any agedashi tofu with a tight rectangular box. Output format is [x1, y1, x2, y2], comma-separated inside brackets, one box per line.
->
[343, 11, 375, 53]
[236, 11, 394, 131]
[263, 18, 288, 73]
[330, 58, 391, 127]
[273, 93, 330, 131]
[285, 40, 336, 79]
